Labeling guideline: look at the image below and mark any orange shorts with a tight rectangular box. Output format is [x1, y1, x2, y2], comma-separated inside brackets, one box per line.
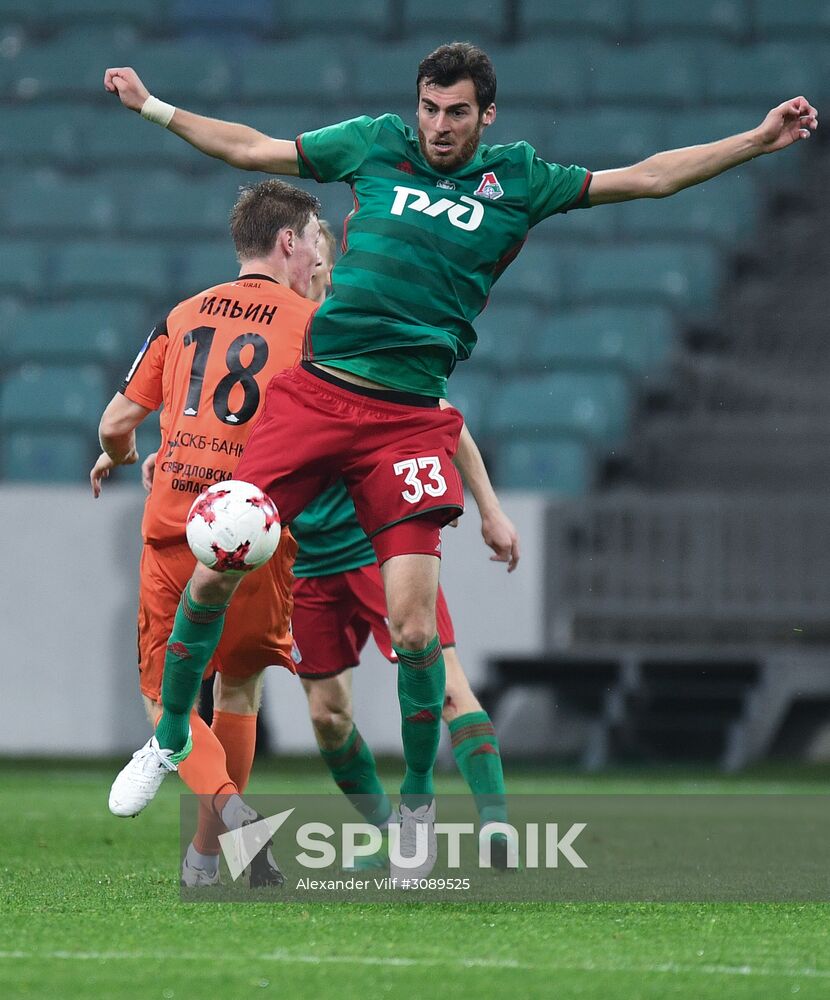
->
[137, 528, 298, 702]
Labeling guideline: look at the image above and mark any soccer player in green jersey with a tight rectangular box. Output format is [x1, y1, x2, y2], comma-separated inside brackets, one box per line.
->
[291, 230, 517, 868]
[104, 43, 817, 878]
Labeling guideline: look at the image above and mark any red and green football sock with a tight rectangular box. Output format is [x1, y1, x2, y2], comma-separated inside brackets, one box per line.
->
[155, 583, 228, 753]
[448, 710, 508, 825]
[319, 724, 392, 827]
[395, 635, 445, 810]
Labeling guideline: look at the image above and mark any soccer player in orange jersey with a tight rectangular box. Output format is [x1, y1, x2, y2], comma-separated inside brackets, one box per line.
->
[92, 178, 321, 887]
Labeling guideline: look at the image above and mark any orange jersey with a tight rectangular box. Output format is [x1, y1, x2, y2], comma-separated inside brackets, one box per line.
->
[121, 274, 316, 545]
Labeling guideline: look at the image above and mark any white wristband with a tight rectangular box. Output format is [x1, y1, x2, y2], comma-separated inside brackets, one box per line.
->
[140, 95, 176, 127]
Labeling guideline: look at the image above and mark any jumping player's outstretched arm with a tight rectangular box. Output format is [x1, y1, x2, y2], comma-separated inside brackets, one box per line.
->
[103, 67, 300, 174]
[589, 96, 818, 205]
[444, 402, 520, 572]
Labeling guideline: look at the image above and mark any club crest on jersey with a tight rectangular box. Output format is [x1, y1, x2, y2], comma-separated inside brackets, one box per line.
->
[475, 172, 504, 201]
[436, 178, 456, 190]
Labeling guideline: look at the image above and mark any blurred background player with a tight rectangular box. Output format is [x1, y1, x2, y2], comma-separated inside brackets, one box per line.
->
[292, 228, 519, 867]
[93, 179, 321, 887]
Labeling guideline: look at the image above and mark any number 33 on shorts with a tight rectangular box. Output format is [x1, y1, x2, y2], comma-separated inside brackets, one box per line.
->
[393, 456, 448, 504]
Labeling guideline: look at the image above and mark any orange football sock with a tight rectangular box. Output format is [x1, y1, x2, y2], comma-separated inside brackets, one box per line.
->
[174, 712, 237, 858]
[192, 709, 258, 856]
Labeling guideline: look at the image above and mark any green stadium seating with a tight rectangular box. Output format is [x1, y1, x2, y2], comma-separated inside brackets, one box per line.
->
[613, 174, 758, 245]
[493, 436, 596, 494]
[532, 306, 676, 379]
[350, 42, 424, 102]
[1, 300, 148, 365]
[547, 110, 663, 171]
[0, 240, 46, 294]
[491, 371, 631, 448]
[2, 39, 133, 99]
[126, 41, 234, 102]
[755, 0, 830, 35]
[76, 108, 207, 167]
[119, 171, 241, 234]
[403, 0, 508, 41]
[54, 242, 171, 298]
[519, 0, 632, 36]
[0, 363, 108, 431]
[444, 367, 496, 436]
[2, 428, 93, 483]
[176, 242, 240, 298]
[590, 42, 704, 106]
[277, 0, 391, 37]
[5, 171, 119, 234]
[632, 0, 750, 38]
[44, 0, 164, 28]
[564, 242, 722, 318]
[492, 241, 566, 305]
[485, 110, 552, 154]
[703, 43, 819, 104]
[0, 107, 81, 164]
[472, 302, 540, 369]
[486, 42, 594, 104]
[170, 0, 277, 37]
[238, 41, 351, 101]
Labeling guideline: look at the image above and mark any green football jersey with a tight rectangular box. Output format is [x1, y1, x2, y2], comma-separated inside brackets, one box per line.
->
[292, 480, 376, 579]
[297, 114, 591, 396]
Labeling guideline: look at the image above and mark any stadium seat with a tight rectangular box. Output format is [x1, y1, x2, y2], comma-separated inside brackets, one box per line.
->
[169, 0, 277, 38]
[5, 171, 119, 234]
[519, 0, 631, 36]
[278, 0, 392, 38]
[2, 39, 135, 100]
[547, 110, 664, 172]
[176, 242, 240, 298]
[485, 110, 552, 155]
[632, 0, 750, 38]
[76, 108, 207, 168]
[0, 240, 46, 295]
[1, 300, 148, 365]
[590, 42, 704, 106]
[491, 371, 631, 448]
[119, 171, 241, 235]
[613, 174, 758, 245]
[0, 106, 81, 165]
[493, 435, 596, 494]
[0, 363, 108, 432]
[54, 242, 171, 298]
[565, 242, 722, 318]
[403, 0, 509, 41]
[125, 41, 234, 103]
[350, 42, 426, 103]
[1, 428, 92, 483]
[472, 302, 540, 369]
[443, 367, 496, 436]
[486, 42, 594, 105]
[43, 0, 164, 29]
[532, 306, 676, 380]
[492, 241, 566, 306]
[755, 0, 830, 36]
[703, 42, 820, 105]
[238, 40, 351, 101]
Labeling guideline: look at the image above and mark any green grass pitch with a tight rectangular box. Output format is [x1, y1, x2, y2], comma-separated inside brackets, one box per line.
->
[3, 758, 829, 999]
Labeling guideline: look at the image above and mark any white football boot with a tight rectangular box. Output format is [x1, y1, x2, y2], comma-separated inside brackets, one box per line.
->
[108, 732, 192, 817]
[180, 846, 221, 888]
[390, 800, 437, 883]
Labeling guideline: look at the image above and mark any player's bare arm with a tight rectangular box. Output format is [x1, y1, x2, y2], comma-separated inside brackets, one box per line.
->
[589, 96, 818, 205]
[103, 67, 300, 174]
[443, 401, 520, 572]
[91, 392, 152, 497]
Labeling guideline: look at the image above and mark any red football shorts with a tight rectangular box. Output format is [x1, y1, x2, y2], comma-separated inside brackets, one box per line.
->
[291, 562, 456, 679]
[137, 531, 297, 702]
[234, 363, 465, 561]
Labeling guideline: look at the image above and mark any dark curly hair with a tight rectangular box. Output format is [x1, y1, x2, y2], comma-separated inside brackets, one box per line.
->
[416, 42, 497, 114]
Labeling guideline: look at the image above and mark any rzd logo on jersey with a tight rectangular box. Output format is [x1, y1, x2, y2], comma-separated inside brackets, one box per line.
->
[390, 185, 484, 232]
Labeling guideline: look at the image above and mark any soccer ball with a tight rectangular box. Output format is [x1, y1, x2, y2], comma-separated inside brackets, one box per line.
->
[186, 480, 281, 573]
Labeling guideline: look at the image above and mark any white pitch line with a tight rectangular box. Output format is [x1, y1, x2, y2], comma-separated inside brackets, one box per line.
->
[0, 950, 829, 979]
